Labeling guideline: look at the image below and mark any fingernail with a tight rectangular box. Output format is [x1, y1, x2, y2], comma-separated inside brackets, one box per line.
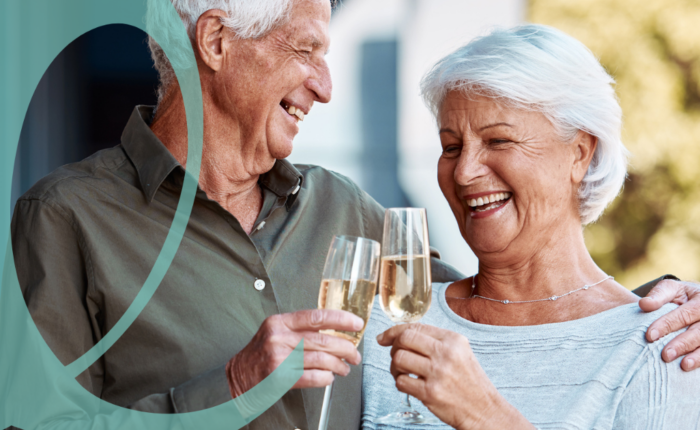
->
[686, 359, 695, 370]
[667, 349, 677, 361]
[649, 329, 660, 341]
[376, 333, 384, 342]
[353, 316, 364, 330]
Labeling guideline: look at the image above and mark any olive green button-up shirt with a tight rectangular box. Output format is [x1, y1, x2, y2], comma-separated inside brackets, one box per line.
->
[11, 106, 463, 429]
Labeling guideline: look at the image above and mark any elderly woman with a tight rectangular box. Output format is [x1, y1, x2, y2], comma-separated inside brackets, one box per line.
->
[361, 25, 700, 429]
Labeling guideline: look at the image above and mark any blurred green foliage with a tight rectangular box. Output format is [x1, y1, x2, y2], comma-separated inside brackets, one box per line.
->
[530, 0, 700, 288]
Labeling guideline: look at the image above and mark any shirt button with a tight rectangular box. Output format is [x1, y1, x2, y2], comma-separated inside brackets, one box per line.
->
[254, 279, 266, 291]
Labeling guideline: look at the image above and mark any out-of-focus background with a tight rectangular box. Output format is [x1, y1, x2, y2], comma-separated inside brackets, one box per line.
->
[531, 0, 700, 289]
[11, 0, 700, 288]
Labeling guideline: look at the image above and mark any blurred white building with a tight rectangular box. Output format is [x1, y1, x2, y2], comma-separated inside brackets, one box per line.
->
[288, 0, 525, 275]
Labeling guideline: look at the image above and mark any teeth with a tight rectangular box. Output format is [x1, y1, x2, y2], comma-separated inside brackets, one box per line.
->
[285, 104, 305, 122]
[468, 192, 511, 208]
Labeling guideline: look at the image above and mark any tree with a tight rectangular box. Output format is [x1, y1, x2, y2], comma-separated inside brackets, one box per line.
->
[531, 0, 700, 287]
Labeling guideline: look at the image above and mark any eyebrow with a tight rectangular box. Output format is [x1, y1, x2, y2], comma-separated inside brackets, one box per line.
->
[439, 122, 513, 136]
[310, 37, 324, 48]
[302, 35, 330, 55]
[478, 122, 513, 132]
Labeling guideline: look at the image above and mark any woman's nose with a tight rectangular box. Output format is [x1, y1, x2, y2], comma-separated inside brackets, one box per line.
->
[454, 148, 489, 185]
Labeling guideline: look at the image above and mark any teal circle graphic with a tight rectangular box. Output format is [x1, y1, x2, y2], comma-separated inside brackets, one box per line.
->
[0, 0, 303, 428]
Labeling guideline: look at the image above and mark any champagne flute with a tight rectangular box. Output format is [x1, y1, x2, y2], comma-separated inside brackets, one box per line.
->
[317, 235, 381, 430]
[376, 208, 434, 425]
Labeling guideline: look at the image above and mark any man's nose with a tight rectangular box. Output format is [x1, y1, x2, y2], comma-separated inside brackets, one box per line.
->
[306, 60, 332, 104]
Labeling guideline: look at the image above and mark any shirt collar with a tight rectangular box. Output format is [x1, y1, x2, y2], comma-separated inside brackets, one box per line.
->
[121, 105, 304, 208]
[121, 106, 180, 203]
[260, 159, 303, 210]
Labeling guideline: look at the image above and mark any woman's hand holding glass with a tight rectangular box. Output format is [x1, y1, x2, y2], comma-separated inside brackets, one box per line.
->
[377, 323, 534, 430]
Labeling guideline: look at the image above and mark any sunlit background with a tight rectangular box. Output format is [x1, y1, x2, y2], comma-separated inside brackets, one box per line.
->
[12, 0, 700, 288]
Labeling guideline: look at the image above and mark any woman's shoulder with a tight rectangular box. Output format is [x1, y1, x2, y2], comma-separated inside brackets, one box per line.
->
[613, 305, 700, 427]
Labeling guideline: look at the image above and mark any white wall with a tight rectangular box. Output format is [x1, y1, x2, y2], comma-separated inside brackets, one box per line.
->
[289, 0, 525, 276]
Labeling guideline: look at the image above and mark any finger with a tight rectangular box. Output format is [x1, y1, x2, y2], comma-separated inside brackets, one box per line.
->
[647, 300, 700, 342]
[376, 324, 412, 346]
[304, 350, 351, 376]
[394, 373, 426, 401]
[390, 349, 432, 379]
[292, 369, 334, 389]
[377, 323, 448, 346]
[389, 328, 442, 360]
[639, 280, 688, 313]
[283, 309, 364, 333]
[300, 331, 362, 365]
[661, 322, 700, 363]
[681, 348, 700, 372]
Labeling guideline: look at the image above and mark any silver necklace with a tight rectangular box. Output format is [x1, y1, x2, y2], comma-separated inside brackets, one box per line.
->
[467, 274, 614, 304]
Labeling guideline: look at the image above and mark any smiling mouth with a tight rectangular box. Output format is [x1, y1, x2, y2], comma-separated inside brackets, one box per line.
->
[468, 192, 512, 213]
[280, 101, 305, 121]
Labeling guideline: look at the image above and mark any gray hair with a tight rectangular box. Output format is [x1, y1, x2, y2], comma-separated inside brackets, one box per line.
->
[421, 24, 628, 225]
[146, 0, 296, 102]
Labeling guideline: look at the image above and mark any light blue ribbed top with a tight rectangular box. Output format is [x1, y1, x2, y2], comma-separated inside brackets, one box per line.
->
[361, 282, 700, 429]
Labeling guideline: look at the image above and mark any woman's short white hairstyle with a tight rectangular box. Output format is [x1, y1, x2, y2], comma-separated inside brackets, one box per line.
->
[421, 24, 628, 225]
[146, 0, 301, 101]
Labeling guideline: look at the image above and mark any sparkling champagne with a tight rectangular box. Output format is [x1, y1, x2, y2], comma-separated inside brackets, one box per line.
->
[379, 255, 431, 323]
[318, 279, 377, 346]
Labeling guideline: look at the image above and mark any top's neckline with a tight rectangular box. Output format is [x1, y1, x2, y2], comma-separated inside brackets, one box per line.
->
[435, 281, 647, 336]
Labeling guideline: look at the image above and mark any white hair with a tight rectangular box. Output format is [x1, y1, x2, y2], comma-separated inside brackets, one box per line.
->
[146, 0, 297, 102]
[421, 24, 629, 225]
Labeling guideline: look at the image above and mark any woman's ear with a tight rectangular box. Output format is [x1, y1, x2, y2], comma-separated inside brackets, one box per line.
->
[195, 9, 228, 72]
[571, 131, 597, 184]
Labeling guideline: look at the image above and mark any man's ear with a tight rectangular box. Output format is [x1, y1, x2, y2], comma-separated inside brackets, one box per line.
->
[571, 130, 597, 184]
[195, 9, 228, 72]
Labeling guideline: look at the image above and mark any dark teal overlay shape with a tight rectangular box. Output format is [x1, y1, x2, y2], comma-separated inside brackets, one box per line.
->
[0, 0, 303, 428]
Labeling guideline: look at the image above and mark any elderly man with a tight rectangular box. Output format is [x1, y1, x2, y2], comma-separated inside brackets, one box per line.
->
[11, 0, 700, 429]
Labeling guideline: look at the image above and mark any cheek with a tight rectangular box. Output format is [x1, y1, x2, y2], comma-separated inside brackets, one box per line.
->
[437, 159, 462, 208]
[513, 155, 567, 196]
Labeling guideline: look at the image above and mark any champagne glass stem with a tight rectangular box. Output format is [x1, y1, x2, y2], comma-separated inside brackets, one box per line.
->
[317, 379, 335, 430]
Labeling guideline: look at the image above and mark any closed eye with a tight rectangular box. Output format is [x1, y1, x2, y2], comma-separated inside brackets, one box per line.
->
[489, 138, 512, 145]
[441, 145, 461, 157]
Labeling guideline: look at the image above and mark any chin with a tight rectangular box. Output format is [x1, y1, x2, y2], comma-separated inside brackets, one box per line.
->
[462, 221, 515, 255]
[468, 237, 509, 255]
[269, 139, 294, 160]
